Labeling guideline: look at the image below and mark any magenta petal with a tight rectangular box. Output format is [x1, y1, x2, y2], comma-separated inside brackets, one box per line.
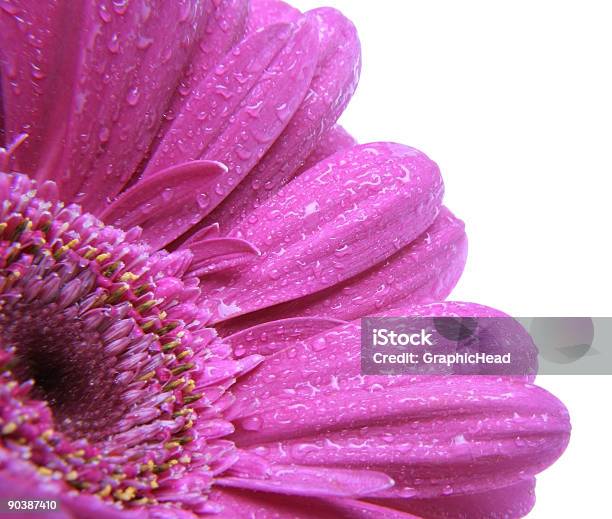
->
[224, 316, 345, 357]
[217, 206, 467, 334]
[217, 451, 393, 498]
[297, 125, 357, 175]
[246, 0, 301, 33]
[206, 7, 362, 231]
[232, 374, 568, 499]
[144, 18, 319, 206]
[378, 478, 536, 519]
[0, 2, 80, 179]
[211, 488, 420, 519]
[100, 160, 227, 249]
[183, 222, 221, 244]
[201, 142, 443, 323]
[158, 0, 248, 140]
[13, 2, 207, 213]
[225, 308, 568, 498]
[187, 237, 260, 276]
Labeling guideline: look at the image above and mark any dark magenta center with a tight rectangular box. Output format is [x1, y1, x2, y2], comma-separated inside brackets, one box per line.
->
[0, 303, 127, 441]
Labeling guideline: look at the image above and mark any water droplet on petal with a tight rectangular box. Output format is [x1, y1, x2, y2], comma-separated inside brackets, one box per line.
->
[161, 188, 173, 203]
[241, 416, 262, 431]
[98, 126, 110, 143]
[312, 337, 327, 352]
[126, 86, 140, 106]
[136, 35, 153, 50]
[196, 193, 209, 209]
[112, 0, 128, 15]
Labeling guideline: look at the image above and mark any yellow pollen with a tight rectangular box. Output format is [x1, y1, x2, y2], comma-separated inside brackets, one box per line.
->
[119, 271, 140, 282]
[2, 422, 17, 434]
[83, 246, 98, 259]
[162, 339, 181, 351]
[97, 485, 112, 497]
[103, 261, 121, 277]
[138, 370, 155, 382]
[177, 349, 193, 360]
[53, 238, 79, 259]
[137, 299, 159, 313]
[114, 487, 137, 501]
[184, 394, 203, 404]
[163, 377, 185, 391]
[171, 363, 194, 376]
[140, 460, 155, 473]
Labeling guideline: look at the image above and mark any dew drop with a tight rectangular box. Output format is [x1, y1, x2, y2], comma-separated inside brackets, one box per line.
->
[241, 416, 262, 431]
[161, 188, 173, 203]
[112, 0, 128, 15]
[136, 35, 154, 50]
[126, 86, 140, 106]
[108, 33, 120, 54]
[236, 147, 252, 160]
[196, 193, 210, 209]
[312, 337, 327, 352]
[98, 126, 110, 143]
[30, 64, 45, 80]
[275, 102, 292, 122]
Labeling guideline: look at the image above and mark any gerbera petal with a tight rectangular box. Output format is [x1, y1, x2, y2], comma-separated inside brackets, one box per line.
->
[0, 1, 83, 177]
[143, 18, 319, 203]
[216, 450, 393, 497]
[201, 142, 443, 323]
[246, 0, 301, 33]
[224, 316, 345, 357]
[206, 7, 361, 231]
[158, 0, 249, 140]
[297, 124, 357, 175]
[211, 488, 420, 519]
[100, 160, 227, 249]
[217, 206, 467, 334]
[1, 1, 209, 213]
[224, 307, 567, 499]
[187, 237, 260, 276]
[378, 478, 536, 519]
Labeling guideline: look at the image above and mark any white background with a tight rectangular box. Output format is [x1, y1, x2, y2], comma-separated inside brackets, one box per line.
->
[292, 1, 612, 517]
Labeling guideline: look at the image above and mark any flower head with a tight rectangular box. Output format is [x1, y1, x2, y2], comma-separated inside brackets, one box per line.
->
[0, 1, 569, 518]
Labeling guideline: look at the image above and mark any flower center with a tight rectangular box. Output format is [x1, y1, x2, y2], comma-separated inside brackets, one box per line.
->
[1, 304, 126, 440]
[0, 173, 257, 512]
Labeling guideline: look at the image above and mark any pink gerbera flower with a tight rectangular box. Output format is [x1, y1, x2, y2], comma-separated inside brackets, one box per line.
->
[0, 1, 569, 518]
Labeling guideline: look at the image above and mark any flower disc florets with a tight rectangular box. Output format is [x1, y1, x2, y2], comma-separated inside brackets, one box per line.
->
[0, 172, 258, 513]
